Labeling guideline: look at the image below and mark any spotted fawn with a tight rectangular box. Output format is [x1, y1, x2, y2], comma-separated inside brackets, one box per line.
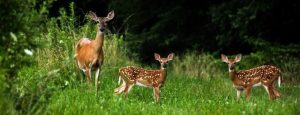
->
[221, 54, 281, 101]
[114, 53, 174, 103]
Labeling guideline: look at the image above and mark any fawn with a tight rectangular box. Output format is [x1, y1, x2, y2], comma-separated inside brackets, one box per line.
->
[221, 54, 281, 101]
[114, 53, 174, 103]
[74, 11, 114, 94]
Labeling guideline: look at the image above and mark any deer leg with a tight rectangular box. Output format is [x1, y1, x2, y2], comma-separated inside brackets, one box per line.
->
[123, 85, 129, 97]
[77, 61, 85, 82]
[264, 85, 275, 100]
[95, 67, 100, 95]
[153, 87, 160, 103]
[263, 85, 270, 95]
[236, 89, 243, 101]
[245, 87, 252, 101]
[127, 84, 134, 93]
[114, 80, 126, 94]
[272, 84, 281, 98]
[268, 85, 276, 100]
[124, 84, 134, 98]
[85, 68, 92, 92]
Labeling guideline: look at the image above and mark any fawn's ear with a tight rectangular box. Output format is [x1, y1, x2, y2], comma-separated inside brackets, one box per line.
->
[105, 10, 115, 22]
[154, 53, 161, 60]
[221, 54, 229, 63]
[167, 53, 174, 60]
[88, 11, 98, 22]
[235, 54, 242, 62]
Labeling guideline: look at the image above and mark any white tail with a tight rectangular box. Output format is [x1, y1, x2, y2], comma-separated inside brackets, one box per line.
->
[74, 11, 115, 94]
[118, 76, 121, 85]
[221, 54, 282, 101]
[278, 76, 281, 87]
[114, 53, 174, 103]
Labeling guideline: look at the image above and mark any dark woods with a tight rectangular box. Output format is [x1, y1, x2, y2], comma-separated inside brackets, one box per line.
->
[1, 0, 300, 75]
[110, 0, 299, 61]
[4, 0, 299, 62]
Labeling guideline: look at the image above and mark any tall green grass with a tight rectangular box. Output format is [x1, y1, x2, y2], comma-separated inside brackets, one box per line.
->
[44, 72, 300, 115]
[171, 52, 223, 79]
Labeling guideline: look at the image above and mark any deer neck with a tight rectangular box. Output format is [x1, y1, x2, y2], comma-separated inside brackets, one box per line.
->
[160, 67, 167, 81]
[229, 70, 237, 81]
[93, 30, 104, 51]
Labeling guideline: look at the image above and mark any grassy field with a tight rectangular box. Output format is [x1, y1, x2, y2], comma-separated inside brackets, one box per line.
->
[12, 35, 299, 114]
[43, 70, 300, 115]
[6, 30, 300, 115]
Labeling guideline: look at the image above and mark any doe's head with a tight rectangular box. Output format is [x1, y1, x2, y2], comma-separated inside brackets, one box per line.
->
[221, 54, 241, 72]
[154, 53, 174, 69]
[89, 10, 115, 32]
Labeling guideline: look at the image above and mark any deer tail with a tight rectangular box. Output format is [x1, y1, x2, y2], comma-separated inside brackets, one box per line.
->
[74, 41, 81, 58]
[278, 76, 281, 87]
[118, 76, 121, 85]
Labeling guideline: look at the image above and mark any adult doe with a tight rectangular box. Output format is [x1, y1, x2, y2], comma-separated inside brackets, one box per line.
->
[74, 11, 114, 94]
[114, 53, 174, 103]
[221, 54, 281, 101]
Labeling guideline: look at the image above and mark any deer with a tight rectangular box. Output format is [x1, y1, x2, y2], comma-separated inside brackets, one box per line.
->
[74, 11, 114, 94]
[114, 53, 174, 103]
[221, 54, 281, 101]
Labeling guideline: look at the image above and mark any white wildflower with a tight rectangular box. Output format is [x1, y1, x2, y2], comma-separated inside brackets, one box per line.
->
[65, 81, 69, 86]
[10, 32, 17, 41]
[24, 49, 33, 56]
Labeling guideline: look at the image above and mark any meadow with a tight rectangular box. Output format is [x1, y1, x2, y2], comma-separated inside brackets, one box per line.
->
[43, 72, 300, 115]
[1, 8, 300, 115]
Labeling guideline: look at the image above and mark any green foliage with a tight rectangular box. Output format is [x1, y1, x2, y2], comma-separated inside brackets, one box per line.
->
[0, 0, 52, 35]
[0, 70, 16, 114]
[14, 67, 62, 114]
[0, 0, 54, 79]
[171, 52, 223, 79]
[1, 32, 37, 77]
[0, 0, 54, 113]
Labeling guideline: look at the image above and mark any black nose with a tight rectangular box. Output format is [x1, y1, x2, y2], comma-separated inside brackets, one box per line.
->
[100, 28, 105, 32]
[163, 64, 167, 68]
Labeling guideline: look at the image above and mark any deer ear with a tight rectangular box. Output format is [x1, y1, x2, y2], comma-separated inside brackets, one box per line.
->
[167, 53, 174, 60]
[221, 54, 229, 63]
[105, 10, 115, 22]
[154, 53, 160, 60]
[88, 11, 98, 22]
[235, 54, 242, 62]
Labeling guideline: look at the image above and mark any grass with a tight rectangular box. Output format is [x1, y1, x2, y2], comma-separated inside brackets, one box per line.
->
[42, 70, 300, 115]
[15, 33, 299, 114]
